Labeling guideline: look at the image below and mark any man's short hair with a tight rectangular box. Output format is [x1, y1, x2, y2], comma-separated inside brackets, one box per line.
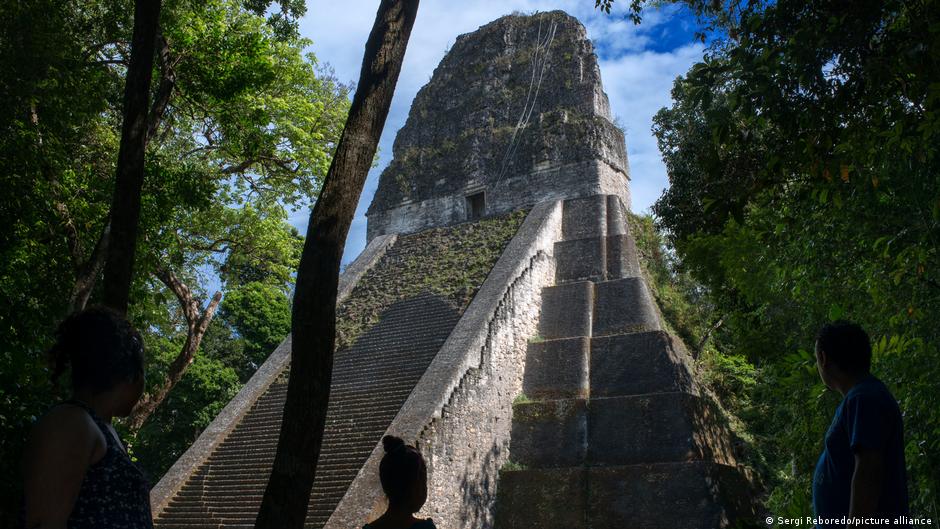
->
[815, 320, 872, 374]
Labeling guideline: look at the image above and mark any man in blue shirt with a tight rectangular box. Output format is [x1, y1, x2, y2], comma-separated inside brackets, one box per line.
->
[813, 321, 910, 528]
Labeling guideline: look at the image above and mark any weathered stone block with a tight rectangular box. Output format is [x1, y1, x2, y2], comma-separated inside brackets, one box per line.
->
[539, 281, 593, 339]
[510, 399, 587, 467]
[495, 467, 587, 529]
[590, 331, 695, 397]
[606, 195, 628, 236]
[592, 277, 660, 336]
[561, 195, 607, 240]
[587, 462, 760, 529]
[554, 237, 606, 283]
[523, 337, 590, 399]
[605, 234, 640, 279]
[587, 393, 738, 465]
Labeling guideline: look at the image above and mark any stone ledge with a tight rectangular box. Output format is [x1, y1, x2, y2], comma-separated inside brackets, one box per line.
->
[592, 276, 661, 336]
[522, 336, 590, 399]
[587, 462, 761, 529]
[511, 398, 588, 468]
[587, 392, 739, 467]
[495, 467, 587, 529]
[539, 281, 594, 339]
[590, 331, 697, 397]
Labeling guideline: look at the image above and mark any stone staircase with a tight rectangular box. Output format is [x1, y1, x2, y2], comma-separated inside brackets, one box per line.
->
[154, 293, 461, 529]
[495, 195, 756, 529]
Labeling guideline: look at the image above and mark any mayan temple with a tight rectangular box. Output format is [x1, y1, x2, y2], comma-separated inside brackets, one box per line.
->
[151, 11, 759, 529]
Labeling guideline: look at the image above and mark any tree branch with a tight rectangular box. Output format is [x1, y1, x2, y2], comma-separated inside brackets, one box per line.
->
[68, 223, 111, 313]
[127, 261, 222, 432]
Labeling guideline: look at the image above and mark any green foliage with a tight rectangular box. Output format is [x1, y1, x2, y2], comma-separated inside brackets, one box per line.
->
[528, 334, 546, 344]
[0, 0, 349, 523]
[220, 281, 292, 378]
[500, 460, 527, 471]
[512, 393, 534, 405]
[642, 0, 940, 519]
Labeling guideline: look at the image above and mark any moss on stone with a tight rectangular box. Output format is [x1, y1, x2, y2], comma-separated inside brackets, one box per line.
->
[500, 460, 527, 472]
[335, 210, 528, 351]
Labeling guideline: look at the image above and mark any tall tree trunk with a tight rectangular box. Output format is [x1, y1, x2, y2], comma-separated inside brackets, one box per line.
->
[70, 32, 173, 313]
[254, 2, 419, 528]
[101, 0, 162, 314]
[126, 263, 221, 431]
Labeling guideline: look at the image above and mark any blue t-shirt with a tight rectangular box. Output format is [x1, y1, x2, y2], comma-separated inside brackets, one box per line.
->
[813, 375, 909, 528]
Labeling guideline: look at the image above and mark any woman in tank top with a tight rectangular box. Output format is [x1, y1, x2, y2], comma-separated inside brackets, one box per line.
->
[22, 307, 152, 529]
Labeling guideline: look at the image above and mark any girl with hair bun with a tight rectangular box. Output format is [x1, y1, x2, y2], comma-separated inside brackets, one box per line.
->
[362, 435, 436, 529]
[22, 306, 153, 529]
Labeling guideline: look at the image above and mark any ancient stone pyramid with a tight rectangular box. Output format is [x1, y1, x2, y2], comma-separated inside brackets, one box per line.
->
[151, 11, 758, 529]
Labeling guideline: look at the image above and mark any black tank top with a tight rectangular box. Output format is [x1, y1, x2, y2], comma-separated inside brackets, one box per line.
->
[58, 400, 153, 529]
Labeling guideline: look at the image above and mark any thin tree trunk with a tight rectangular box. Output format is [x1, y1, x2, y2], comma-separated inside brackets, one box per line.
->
[694, 315, 725, 358]
[254, 1, 419, 527]
[101, 0, 162, 314]
[67, 224, 110, 313]
[126, 264, 221, 431]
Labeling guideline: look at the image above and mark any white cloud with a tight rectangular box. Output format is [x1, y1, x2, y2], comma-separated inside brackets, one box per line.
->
[298, 1, 704, 263]
[600, 44, 704, 213]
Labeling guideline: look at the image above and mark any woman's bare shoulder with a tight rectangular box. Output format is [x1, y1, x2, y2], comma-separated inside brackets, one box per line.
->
[27, 404, 105, 462]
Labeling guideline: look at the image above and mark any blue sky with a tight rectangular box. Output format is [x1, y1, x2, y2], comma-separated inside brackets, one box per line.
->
[295, 1, 707, 265]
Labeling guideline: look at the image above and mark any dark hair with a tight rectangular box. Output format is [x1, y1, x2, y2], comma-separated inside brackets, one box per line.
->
[49, 306, 145, 393]
[815, 320, 871, 374]
[379, 435, 427, 509]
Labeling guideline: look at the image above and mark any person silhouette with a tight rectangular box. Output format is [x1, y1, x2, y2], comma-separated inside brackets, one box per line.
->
[362, 435, 436, 529]
[22, 306, 152, 529]
[812, 321, 910, 528]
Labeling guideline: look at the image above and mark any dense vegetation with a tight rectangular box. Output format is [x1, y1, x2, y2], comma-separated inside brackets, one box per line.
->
[0, 0, 349, 525]
[617, 0, 939, 521]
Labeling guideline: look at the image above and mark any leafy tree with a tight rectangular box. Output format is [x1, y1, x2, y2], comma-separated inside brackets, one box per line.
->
[220, 281, 292, 376]
[0, 0, 350, 524]
[602, 0, 940, 518]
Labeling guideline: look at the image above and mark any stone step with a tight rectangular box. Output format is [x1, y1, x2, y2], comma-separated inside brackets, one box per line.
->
[554, 236, 607, 283]
[554, 233, 641, 284]
[496, 466, 587, 529]
[604, 194, 628, 237]
[522, 337, 589, 399]
[495, 462, 758, 529]
[604, 234, 640, 280]
[591, 277, 660, 336]
[509, 399, 587, 468]
[587, 393, 737, 466]
[220, 424, 386, 448]
[561, 195, 608, 240]
[509, 392, 737, 468]
[180, 473, 354, 491]
[538, 281, 593, 339]
[156, 289, 464, 529]
[589, 331, 696, 397]
[587, 462, 758, 528]
[206, 452, 366, 467]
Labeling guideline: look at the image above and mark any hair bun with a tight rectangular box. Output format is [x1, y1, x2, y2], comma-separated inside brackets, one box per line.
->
[382, 435, 405, 453]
